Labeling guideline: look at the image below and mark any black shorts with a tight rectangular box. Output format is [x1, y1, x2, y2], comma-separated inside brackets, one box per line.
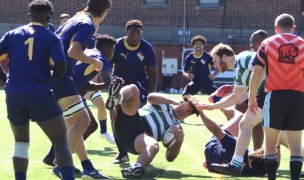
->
[263, 90, 304, 130]
[112, 105, 151, 155]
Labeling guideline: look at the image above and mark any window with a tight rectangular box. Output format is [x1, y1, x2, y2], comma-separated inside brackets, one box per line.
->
[197, 0, 221, 10]
[144, 0, 168, 8]
[199, 0, 219, 4]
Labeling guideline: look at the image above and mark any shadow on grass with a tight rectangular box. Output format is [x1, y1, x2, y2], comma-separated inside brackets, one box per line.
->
[87, 147, 117, 157]
[116, 164, 212, 179]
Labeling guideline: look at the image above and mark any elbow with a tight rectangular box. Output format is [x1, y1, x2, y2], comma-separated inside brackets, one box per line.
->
[147, 93, 158, 103]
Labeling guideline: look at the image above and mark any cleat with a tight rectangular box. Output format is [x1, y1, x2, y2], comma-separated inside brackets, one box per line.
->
[100, 132, 115, 144]
[43, 155, 55, 167]
[73, 166, 81, 175]
[211, 163, 242, 175]
[53, 166, 63, 179]
[113, 153, 129, 164]
[82, 169, 112, 180]
[121, 166, 145, 178]
[106, 79, 123, 110]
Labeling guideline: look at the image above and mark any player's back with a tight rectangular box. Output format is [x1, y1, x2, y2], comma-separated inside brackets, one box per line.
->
[234, 50, 256, 88]
[261, 33, 304, 92]
[1, 23, 64, 95]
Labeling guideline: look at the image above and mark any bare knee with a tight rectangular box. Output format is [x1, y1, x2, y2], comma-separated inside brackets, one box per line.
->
[147, 142, 159, 155]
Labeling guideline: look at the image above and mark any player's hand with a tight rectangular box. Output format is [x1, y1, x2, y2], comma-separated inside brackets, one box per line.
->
[171, 125, 184, 144]
[93, 58, 103, 72]
[248, 98, 258, 115]
[208, 84, 233, 103]
[187, 73, 194, 80]
[208, 74, 215, 80]
[195, 104, 203, 112]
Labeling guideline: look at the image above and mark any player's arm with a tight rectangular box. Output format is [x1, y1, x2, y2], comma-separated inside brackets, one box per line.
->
[0, 64, 7, 83]
[209, 65, 220, 80]
[248, 65, 264, 113]
[99, 70, 111, 89]
[198, 109, 225, 140]
[200, 86, 246, 110]
[147, 93, 180, 105]
[68, 42, 103, 71]
[182, 57, 193, 80]
[52, 61, 66, 79]
[165, 125, 184, 162]
[146, 66, 157, 93]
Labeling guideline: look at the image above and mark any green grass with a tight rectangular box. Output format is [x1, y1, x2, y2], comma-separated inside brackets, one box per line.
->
[0, 90, 301, 179]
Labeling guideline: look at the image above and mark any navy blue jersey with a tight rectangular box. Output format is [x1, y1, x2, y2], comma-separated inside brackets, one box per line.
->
[183, 51, 214, 80]
[73, 48, 110, 89]
[0, 22, 66, 95]
[111, 37, 156, 83]
[48, 23, 55, 33]
[55, 12, 95, 75]
[86, 36, 96, 49]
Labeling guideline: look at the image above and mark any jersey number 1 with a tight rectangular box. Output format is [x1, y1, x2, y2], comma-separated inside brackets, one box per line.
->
[25, 37, 34, 61]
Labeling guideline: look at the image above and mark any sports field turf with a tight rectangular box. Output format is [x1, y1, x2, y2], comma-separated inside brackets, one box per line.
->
[0, 90, 302, 179]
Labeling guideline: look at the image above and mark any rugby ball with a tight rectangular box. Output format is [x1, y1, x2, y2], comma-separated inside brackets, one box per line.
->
[162, 125, 178, 148]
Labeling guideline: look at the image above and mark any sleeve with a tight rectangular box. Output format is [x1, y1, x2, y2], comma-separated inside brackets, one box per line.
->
[50, 35, 66, 64]
[72, 23, 95, 48]
[206, 52, 214, 65]
[252, 43, 267, 68]
[183, 54, 191, 71]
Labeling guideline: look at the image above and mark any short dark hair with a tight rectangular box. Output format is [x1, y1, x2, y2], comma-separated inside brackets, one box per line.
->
[191, 35, 207, 45]
[29, 0, 54, 15]
[84, 0, 112, 18]
[183, 95, 199, 116]
[126, 19, 143, 31]
[95, 34, 116, 50]
[275, 13, 295, 30]
[210, 43, 235, 59]
[252, 29, 268, 40]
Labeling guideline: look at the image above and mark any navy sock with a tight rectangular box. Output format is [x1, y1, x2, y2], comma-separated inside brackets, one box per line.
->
[115, 136, 128, 156]
[15, 172, 26, 180]
[264, 154, 278, 180]
[61, 166, 75, 180]
[47, 146, 55, 159]
[81, 159, 94, 171]
[99, 120, 107, 134]
[290, 156, 303, 180]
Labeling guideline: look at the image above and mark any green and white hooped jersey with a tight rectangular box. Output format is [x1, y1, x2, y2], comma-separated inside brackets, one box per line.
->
[138, 104, 180, 141]
[233, 50, 256, 89]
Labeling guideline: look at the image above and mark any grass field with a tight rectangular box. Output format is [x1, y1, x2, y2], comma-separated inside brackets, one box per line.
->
[0, 90, 302, 180]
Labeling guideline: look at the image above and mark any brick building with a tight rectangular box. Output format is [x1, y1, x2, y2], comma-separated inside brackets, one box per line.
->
[0, 0, 304, 89]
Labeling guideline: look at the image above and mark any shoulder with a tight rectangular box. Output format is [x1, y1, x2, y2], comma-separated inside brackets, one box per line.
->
[141, 38, 154, 49]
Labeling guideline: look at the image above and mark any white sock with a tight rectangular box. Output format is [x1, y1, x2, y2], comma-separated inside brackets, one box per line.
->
[231, 155, 243, 168]
[133, 163, 142, 167]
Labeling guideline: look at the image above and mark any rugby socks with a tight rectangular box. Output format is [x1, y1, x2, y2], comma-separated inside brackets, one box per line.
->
[61, 166, 75, 180]
[230, 155, 243, 169]
[81, 159, 95, 171]
[132, 163, 143, 168]
[15, 172, 26, 180]
[290, 156, 303, 180]
[264, 154, 278, 180]
[99, 119, 107, 134]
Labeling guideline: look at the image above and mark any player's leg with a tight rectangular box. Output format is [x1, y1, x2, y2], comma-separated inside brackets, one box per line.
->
[286, 131, 303, 180]
[37, 115, 74, 179]
[182, 81, 200, 96]
[135, 80, 148, 108]
[10, 124, 30, 180]
[84, 91, 114, 143]
[263, 127, 280, 180]
[120, 84, 141, 116]
[134, 134, 159, 166]
[82, 102, 98, 141]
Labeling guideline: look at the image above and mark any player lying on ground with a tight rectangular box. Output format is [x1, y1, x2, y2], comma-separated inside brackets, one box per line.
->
[106, 78, 199, 178]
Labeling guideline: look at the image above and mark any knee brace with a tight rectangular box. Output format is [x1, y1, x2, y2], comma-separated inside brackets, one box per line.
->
[89, 91, 102, 102]
[13, 142, 29, 159]
[63, 100, 85, 118]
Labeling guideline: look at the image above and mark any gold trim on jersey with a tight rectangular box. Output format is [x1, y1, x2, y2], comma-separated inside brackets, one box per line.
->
[0, 53, 8, 62]
[193, 52, 204, 59]
[84, 64, 96, 76]
[30, 22, 44, 27]
[123, 37, 140, 51]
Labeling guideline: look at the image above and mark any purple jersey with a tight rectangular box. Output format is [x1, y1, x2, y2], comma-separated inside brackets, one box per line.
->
[0, 22, 66, 95]
[55, 12, 95, 75]
[111, 37, 156, 84]
[183, 51, 214, 80]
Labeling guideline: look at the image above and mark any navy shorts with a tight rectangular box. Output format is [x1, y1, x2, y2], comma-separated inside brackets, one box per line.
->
[263, 90, 304, 130]
[6, 90, 63, 126]
[112, 104, 150, 155]
[50, 75, 79, 100]
[204, 133, 237, 171]
[124, 80, 148, 105]
[183, 78, 217, 96]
